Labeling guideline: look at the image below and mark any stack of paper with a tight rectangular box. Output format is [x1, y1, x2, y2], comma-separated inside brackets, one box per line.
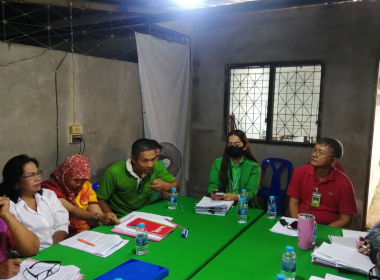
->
[328, 236, 357, 250]
[59, 231, 128, 258]
[111, 212, 175, 242]
[195, 196, 234, 216]
[342, 229, 368, 239]
[311, 242, 373, 275]
[310, 274, 352, 280]
[269, 217, 298, 237]
[2, 258, 82, 280]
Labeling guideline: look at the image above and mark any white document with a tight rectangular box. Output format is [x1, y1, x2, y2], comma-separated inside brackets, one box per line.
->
[195, 196, 234, 216]
[325, 273, 353, 280]
[1, 259, 80, 280]
[269, 217, 298, 237]
[114, 211, 174, 241]
[328, 236, 357, 250]
[342, 229, 368, 239]
[59, 231, 128, 258]
[309, 277, 324, 280]
[312, 242, 373, 274]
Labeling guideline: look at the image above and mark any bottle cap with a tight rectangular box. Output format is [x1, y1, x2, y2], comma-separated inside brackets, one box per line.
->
[172, 187, 176, 191]
[138, 223, 145, 228]
[239, 198, 245, 202]
[286, 246, 294, 252]
[242, 189, 246, 193]
[270, 196, 275, 199]
[276, 274, 285, 280]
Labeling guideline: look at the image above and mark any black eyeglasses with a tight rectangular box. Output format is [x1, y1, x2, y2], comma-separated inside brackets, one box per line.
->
[368, 266, 380, 280]
[20, 170, 43, 181]
[24, 261, 61, 280]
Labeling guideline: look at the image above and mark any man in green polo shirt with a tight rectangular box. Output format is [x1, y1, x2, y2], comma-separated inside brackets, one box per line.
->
[96, 138, 180, 218]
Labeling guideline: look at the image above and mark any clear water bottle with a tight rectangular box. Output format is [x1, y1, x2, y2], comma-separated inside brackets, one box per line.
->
[281, 246, 296, 280]
[240, 189, 249, 204]
[237, 198, 248, 223]
[135, 223, 148, 256]
[267, 195, 277, 219]
[313, 222, 317, 245]
[276, 274, 286, 280]
[168, 187, 178, 210]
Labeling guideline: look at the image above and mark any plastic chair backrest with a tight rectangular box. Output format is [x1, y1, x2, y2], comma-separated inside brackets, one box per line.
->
[92, 182, 100, 191]
[261, 158, 293, 192]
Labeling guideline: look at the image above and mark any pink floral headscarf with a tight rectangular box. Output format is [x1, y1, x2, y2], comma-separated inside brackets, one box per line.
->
[45, 155, 91, 204]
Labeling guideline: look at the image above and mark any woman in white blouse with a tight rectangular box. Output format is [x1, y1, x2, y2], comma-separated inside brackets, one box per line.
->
[0, 155, 69, 250]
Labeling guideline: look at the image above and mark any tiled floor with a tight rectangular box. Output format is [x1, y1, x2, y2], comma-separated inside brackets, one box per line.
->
[366, 185, 380, 229]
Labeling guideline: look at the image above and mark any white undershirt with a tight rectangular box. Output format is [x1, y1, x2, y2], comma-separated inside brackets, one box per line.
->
[9, 189, 69, 250]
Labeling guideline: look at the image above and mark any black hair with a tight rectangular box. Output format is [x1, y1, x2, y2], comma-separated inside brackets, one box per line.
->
[220, 130, 259, 192]
[131, 138, 156, 158]
[0, 154, 42, 203]
[317, 137, 344, 159]
[151, 139, 162, 150]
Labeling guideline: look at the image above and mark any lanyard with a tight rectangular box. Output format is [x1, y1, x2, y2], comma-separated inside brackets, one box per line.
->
[231, 167, 240, 193]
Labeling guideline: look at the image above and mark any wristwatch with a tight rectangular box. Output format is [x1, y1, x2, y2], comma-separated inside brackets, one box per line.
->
[93, 212, 99, 224]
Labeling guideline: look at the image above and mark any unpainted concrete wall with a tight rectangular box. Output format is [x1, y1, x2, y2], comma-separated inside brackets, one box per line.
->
[188, 1, 380, 229]
[0, 42, 143, 183]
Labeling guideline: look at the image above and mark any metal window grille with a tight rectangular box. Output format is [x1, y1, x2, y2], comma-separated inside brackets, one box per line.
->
[227, 62, 323, 144]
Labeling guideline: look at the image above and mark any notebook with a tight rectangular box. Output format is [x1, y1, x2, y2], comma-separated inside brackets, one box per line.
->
[311, 242, 373, 275]
[95, 259, 168, 280]
[111, 212, 175, 242]
[126, 217, 174, 237]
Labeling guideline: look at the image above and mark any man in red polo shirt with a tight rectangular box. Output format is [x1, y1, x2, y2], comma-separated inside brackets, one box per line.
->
[287, 137, 357, 228]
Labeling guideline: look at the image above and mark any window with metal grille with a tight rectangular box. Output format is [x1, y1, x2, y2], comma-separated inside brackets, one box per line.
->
[226, 62, 323, 144]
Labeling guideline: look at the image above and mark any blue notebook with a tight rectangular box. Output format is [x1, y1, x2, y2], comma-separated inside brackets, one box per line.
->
[95, 259, 169, 280]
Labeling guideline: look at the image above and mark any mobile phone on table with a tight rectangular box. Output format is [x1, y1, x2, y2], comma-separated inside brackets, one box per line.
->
[287, 221, 298, 230]
[212, 191, 225, 196]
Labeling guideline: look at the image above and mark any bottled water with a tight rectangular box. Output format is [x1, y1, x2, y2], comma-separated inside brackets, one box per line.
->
[240, 189, 249, 204]
[168, 187, 178, 210]
[313, 222, 317, 245]
[267, 196, 277, 219]
[135, 223, 148, 256]
[281, 246, 296, 280]
[276, 274, 286, 280]
[237, 198, 248, 223]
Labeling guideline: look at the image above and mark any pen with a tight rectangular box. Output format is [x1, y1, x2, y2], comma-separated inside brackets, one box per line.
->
[165, 218, 185, 229]
[78, 238, 95, 246]
[181, 205, 183, 213]
[355, 239, 368, 249]
[185, 229, 189, 239]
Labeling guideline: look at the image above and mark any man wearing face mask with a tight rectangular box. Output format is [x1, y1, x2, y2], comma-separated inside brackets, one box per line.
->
[207, 130, 261, 208]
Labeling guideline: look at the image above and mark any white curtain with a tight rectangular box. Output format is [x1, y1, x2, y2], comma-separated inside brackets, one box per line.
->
[136, 33, 190, 194]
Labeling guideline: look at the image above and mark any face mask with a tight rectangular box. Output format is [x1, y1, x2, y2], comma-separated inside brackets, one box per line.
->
[227, 146, 244, 158]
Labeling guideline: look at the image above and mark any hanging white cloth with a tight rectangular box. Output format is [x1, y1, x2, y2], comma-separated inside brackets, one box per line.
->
[136, 33, 190, 194]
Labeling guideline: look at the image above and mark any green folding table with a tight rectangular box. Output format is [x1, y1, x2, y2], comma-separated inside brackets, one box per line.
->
[31, 196, 264, 279]
[192, 215, 368, 280]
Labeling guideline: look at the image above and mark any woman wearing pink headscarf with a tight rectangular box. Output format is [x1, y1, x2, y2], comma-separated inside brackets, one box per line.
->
[42, 155, 119, 236]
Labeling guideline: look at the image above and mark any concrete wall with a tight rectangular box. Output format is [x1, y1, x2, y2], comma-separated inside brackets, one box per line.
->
[188, 1, 380, 229]
[0, 42, 143, 183]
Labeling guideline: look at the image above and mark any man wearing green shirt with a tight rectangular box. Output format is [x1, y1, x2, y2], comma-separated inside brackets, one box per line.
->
[96, 139, 180, 218]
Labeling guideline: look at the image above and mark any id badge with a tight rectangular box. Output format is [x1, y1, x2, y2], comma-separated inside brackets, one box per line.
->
[311, 193, 321, 207]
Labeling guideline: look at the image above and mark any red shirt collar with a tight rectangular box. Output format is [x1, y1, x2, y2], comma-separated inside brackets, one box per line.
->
[307, 164, 337, 182]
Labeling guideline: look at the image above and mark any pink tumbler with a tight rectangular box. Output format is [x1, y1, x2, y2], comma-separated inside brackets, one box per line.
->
[297, 213, 315, 250]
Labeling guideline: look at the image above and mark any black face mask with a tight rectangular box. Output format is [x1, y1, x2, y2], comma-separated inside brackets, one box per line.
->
[227, 146, 244, 158]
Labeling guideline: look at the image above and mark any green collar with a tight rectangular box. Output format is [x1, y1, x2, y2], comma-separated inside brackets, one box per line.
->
[230, 156, 245, 167]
